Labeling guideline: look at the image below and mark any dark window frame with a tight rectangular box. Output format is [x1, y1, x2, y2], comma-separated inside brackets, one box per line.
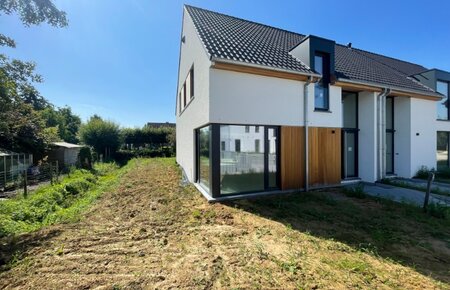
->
[235, 139, 241, 152]
[341, 91, 359, 179]
[195, 123, 281, 198]
[436, 79, 450, 121]
[386, 96, 395, 175]
[178, 64, 195, 116]
[437, 131, 450, 169]
[314, 51, 331, 111]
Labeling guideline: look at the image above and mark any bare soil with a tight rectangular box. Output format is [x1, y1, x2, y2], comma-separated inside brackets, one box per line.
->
[0, 158, 449, 289]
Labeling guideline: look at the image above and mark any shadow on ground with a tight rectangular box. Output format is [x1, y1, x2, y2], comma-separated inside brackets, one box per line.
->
[0, 228, 62, 272]
[225, 189, 450, 284]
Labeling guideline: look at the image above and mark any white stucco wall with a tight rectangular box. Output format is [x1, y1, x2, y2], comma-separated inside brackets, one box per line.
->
[358, 92, 377, 182]
[209, 69, 305, 126]
[393, 97, 411, 177]
[410, 98, 436, 176]
[176, 9, 211, 182]
[209, 70, 343, 128]
[308, 85, 342, 128]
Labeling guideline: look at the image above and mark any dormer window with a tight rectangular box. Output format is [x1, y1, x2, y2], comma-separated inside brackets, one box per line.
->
[314, 52, 330, 111]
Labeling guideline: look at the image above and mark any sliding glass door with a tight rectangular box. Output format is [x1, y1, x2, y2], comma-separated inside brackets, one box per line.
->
[219, 125, 279, 195]
[197, 124, 279, 197]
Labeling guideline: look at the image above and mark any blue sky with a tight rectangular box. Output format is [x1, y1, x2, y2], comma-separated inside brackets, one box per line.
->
[1, 0, 449, 127]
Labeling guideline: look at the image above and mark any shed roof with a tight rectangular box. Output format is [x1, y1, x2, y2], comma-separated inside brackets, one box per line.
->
[52, 142, 84, 149]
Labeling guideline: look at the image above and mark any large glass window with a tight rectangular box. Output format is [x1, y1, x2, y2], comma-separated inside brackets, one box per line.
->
[342, 92, 358, 179]
[220, 125, 265, 194]
[437, 81, 449, 120]
[314, 52, 330, 110]
[437, 131, 449, 169]
[198, 126, 211, 191]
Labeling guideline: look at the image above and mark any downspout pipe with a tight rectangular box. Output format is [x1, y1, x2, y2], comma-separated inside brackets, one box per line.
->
[304, 76, 314, 192]
[377, 88, 391, 180]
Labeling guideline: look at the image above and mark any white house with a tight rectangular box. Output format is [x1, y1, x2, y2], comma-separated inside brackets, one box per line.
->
[176, 5, 449, 200]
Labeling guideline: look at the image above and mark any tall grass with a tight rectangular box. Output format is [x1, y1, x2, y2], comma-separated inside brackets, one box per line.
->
[0, 162, 124, 238]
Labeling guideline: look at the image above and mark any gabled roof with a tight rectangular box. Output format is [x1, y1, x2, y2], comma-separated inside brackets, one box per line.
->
[185, 5, 440, 97]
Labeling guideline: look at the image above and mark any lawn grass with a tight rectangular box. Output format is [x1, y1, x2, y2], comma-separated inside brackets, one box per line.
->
[0, 158, 448, 289]
[0, 161, 131, 238]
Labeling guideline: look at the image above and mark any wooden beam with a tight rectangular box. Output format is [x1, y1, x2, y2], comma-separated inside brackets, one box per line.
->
[334, 81, 441, 101]
[212, 61, 316, 82]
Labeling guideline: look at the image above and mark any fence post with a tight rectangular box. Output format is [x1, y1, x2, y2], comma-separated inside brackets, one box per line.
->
[50, 163, 54, 185]
[423, 171, 435, 212]
[55, 161, 59, 183]
[3, 158, 6, 190]
[23, 170, 28, 198]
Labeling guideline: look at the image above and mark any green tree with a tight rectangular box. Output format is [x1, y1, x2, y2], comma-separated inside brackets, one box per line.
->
[79, 116, 121, 158]
[0, 0, 67, 48]
[0, 0, 71, 155]
[40, 106, 81, 144]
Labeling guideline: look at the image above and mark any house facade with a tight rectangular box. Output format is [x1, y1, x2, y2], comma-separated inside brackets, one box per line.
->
[176, 5, 449, 200]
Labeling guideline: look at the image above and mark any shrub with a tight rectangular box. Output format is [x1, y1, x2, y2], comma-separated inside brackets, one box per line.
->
[415, 166, 432, 179]
[64, 179, 94, 196]
[93, 162, 119, 176]
[343, 184, 366, 199]
[437, 167, 450, 179]
[78, 147, 93, 169]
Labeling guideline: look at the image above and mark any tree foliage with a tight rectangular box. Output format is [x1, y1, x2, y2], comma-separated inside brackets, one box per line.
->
[0, 0, 67, 26]
[121, 126, 176, 149]
[79, 116, 121, 156]
[0, 0, 82, 157]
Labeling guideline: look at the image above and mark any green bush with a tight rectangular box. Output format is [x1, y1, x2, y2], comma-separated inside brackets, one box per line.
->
[64, 179, 94, 196]
[415, 166, 432, 179]
[343, 184, 366, 199]
[115, 146, 175, 161]
[93, 162, 119, 176]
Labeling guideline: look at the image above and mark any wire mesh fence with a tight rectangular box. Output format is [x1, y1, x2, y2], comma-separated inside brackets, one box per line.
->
[0, 161, 60, 197]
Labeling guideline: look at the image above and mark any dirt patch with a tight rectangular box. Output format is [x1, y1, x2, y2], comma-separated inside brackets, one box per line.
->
[0, 158, 448, 289]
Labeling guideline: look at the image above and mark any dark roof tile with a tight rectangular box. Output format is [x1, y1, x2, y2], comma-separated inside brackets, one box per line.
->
[185, 5, 438, 96]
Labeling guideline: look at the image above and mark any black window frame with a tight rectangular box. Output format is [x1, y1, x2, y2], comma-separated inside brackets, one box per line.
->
[386, 96, 395, 175]
[235, 139, 241, 152]
[195, 123, 280, 198]
[437, 131, 450, 169]
[341, 91, 359, 179]
[436, 80, 450, 121]
[314, 51, 331, 111]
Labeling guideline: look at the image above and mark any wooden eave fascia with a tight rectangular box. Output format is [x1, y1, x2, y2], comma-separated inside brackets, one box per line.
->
[334, 80, 442, 101]
[211, 59, 320, 82]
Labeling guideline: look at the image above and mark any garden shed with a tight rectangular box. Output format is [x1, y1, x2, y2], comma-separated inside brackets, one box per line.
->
[48, 142, 84, 168]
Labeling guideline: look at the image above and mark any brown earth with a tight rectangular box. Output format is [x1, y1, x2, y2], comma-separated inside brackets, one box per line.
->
[0, 158, 449, 289]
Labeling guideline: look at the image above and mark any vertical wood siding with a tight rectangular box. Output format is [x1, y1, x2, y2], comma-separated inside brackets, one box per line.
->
[281, 126, 341, 190]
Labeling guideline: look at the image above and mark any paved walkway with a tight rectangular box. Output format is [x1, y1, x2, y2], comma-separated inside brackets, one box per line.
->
[361, 183, 450, 207]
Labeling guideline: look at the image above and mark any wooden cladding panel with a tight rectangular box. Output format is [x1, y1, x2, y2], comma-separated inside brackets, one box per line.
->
[281, 126, 304, 190]
[309, 127, 341, 186]
[280, 126, 341, 190]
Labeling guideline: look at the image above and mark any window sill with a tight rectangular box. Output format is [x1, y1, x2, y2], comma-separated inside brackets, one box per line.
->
[436, 119, 450, 122]
[178, 96, 195, 116]
[314, 109, 332, 113]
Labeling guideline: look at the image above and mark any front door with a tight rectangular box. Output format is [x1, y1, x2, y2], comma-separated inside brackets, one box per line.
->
[342, 92, 358, 179]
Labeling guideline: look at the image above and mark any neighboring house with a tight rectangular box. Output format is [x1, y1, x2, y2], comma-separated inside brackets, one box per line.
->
[176, 5, 449, 200]
[48, 142, 84, 168]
